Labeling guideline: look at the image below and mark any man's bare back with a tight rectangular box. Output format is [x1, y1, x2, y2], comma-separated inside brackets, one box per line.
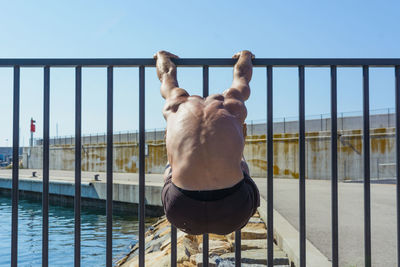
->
[155, 50, 254, 190]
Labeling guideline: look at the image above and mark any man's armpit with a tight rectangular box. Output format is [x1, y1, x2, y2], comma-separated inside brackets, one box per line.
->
[162, 96, 188, 118]
[223, 87, 245, 101]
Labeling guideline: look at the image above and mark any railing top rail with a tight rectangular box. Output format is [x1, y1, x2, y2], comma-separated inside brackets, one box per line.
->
[0, 58, 400, 67]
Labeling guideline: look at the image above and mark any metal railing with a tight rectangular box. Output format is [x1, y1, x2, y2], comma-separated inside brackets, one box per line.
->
[2, 58, 400, 267]
[32, 107, 396, 146]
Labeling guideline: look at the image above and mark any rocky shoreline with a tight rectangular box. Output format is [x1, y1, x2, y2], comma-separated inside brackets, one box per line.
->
[116, 212, 290, 267]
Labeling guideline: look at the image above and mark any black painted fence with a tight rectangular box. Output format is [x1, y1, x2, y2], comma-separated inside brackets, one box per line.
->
[2, 58, 400, 267]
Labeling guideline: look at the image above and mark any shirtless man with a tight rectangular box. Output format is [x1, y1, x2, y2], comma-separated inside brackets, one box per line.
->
[155, 50, 260, 235]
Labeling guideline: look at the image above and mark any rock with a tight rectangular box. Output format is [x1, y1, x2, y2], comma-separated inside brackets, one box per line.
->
[198, 239, 232, 254]
[237, 227, 268, 240]
[180, 236, 200, 255]
[180, 261, 197, 267]
[160, 230, 186, 251]
[231, 239, 268, 250]
[176, 245, 190, 263]
[119, 213, 290, 267]
[145, 251, 170, 267]
[220, 248, 289, 266]
[190, 253, 218, 267]
[247, 217, 264, 225]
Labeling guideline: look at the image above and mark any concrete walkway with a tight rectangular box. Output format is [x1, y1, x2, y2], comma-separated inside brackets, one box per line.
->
[0, 169, 165, 186]
[256, 178, 397, 267]
[1, 169, 397, 266]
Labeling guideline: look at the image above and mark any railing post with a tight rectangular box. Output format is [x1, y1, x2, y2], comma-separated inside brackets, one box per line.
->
[363, 65, 372, 267]
[11, 65, 20, 267]
[139, 65, 146, 267]
[202, 65, 210, 267]
[299, 65, 306, 267]
[42, 66, 50, 267]
[395, 65, 400, 267]
[267, 66, 274, 267]
[74, 66, 82, 267]
[331, 65, 339, 267]
[106, 66, 114, 267]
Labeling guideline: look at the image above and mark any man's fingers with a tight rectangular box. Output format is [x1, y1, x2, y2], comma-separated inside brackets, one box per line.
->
[155, 50, 180, 59]
[232, 50, 255, 60]
[232, 52, 241, 59]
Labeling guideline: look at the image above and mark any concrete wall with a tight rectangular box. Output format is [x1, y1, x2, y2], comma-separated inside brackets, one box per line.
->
[244, 128, 395, 180]
[23, 128, 396, 181]
[24, 140, 168, 174]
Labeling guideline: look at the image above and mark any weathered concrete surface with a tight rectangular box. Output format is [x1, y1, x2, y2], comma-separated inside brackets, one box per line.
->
[245, 127, 396, 180]
[23, 127, 396, 180]
[256, 178, 398, 267]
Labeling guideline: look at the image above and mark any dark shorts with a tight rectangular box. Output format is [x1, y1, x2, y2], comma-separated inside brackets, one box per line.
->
[161, 168, 260, 235]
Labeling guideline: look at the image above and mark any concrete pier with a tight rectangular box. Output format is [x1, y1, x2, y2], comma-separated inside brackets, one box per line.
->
[0, 169, 165, 216]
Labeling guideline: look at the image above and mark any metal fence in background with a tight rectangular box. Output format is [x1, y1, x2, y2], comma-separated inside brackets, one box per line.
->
[2, 58, 400, 267]
[33, 107, 397, 146]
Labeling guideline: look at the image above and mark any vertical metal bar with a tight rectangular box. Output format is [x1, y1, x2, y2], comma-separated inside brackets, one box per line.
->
[42, 66, 50, 267]
[331, 66, 339, 267]
[267, 66, 274, 267]
[139, 66, 146, 267]
[284, 117, 286, 133]
[203, 65, 209, 98]
[396, 65, 400, 267]
[171, 226, 177, 267]
[321, 114, 323, 131]
[106, 66, 113, 267]
[74, 66, 82, 267]
[363, 65, 371, 267]
[235, 230, 241, 266]
[393, 65, 400, 267]
[11, 66, 20, 267]
[299, 66, 306, 267]
[202, 65, 209, 266]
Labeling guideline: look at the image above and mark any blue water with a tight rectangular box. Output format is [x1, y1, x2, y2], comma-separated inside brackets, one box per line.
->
[0, 195, 154, 267]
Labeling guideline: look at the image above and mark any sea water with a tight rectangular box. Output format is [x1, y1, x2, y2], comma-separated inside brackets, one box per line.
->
[0, 195, 154, 266]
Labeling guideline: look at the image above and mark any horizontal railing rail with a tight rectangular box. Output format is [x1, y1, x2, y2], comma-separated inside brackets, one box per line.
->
[1, 58, 400, 67]
[5, 58, 400, 267]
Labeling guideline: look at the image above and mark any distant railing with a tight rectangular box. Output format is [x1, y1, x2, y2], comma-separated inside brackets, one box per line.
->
[33, 107, 396, 146]
[2, 57, 400, 267]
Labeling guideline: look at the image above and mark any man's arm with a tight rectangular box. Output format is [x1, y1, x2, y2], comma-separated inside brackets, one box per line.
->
[223, 50, 254, 102]
[154, 51, 189, 100]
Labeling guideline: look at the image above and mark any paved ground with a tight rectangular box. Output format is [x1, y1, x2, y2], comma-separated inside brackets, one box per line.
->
[0, 169, 397, 266]
[256, 178, 397, 267]
[0, 169, 165, 185]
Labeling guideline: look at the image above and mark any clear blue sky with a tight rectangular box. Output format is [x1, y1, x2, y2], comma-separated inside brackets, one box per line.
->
[0, 0, 399, 147]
